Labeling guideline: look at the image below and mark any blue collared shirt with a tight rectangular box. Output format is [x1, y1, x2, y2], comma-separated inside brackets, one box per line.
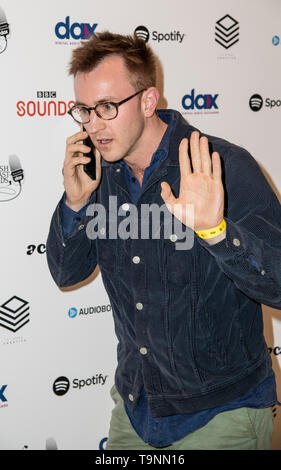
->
[61, 111, 277, 448]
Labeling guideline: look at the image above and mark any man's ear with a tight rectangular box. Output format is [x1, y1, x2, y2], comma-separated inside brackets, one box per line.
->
[142, 87, 160, 117]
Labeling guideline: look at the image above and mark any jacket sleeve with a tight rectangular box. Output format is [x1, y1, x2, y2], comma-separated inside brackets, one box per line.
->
[46, 192, 98, 288]
[198, 147, 281, 310]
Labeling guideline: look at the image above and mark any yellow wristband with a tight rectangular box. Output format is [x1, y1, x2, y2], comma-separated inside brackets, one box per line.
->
[195, 219, 226, 239]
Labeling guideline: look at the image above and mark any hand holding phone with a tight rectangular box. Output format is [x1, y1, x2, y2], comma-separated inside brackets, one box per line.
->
[82, 126, 96, 180]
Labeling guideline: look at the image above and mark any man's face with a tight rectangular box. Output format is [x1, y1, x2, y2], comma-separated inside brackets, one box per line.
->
[74, 55, 146, 163]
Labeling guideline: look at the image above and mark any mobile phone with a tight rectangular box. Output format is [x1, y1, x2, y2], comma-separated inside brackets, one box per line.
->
[82, 126, 96, 180]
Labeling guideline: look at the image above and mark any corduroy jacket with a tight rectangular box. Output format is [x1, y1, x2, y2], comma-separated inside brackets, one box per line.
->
[46, 110, 281, 417]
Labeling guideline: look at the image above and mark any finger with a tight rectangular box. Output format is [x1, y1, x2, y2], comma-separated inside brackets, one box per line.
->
[66, 143, 91, 157]
[212, 152, 222, 181]
[200, 136, 211, 175]
[66, 130, 88, 146]
[190, 131, 202, 172]
[66, 155, 91, 171]
[160, 181, 176, 212]
[179, 138, 191, 177]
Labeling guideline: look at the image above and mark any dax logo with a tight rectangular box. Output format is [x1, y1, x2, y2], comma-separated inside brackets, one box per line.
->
[0, 384, 7, 403]
[0, 296, 30, 332]
[182, 89, 219, 110]
[215, 14, 239, 49]
[53, 376, 70, 396]
[55, 16, 98, 40]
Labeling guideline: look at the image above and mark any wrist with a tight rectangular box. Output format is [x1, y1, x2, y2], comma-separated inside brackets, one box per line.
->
[195, 219, 226, 242]
[65, 195, 91, 212]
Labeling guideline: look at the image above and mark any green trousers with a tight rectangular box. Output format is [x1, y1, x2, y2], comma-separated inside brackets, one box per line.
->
[106, 385, 274, 450]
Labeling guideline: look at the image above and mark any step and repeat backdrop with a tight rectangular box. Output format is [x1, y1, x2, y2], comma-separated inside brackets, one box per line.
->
[0, 0, 280, 450]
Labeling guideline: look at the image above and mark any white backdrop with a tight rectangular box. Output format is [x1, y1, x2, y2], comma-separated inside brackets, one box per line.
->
[0, 0, 280, 450]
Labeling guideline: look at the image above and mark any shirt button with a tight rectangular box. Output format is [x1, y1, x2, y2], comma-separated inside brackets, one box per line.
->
[132, 256, 140, 264]
[78, 224, 85, 231]
[233, 238, 240, 247]
[128, 394, 134, 402]
[122, 203, 130, 211]
[170, 234, 178, 242]
[136, 302, 143, 310]
[140, 347, 147, 355]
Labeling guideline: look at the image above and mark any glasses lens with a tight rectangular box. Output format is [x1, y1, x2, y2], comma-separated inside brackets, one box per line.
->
[71, 106, 90, 123]
[96, 102, 117, 120]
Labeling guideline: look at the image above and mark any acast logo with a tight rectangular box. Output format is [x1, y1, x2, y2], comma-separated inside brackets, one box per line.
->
[55, 16, 97, 41]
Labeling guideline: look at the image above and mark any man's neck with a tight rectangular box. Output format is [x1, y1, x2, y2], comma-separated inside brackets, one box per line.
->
[123, 115, 168, 185]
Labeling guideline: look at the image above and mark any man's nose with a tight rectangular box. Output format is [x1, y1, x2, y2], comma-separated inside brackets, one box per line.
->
[86, 110, 106, 134]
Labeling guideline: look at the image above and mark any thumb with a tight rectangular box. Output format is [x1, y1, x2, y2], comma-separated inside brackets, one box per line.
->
[161, 182, 176, 211]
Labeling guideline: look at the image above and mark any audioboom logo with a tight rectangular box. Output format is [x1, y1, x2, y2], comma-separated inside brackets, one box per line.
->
[272, 35, 280, 46]
[215, 14, 239, 49]
[55, 16, 98, 42]
[53, 376, 70, 396]
[249, 94, 281, 112]
[134, 25, 185, 44]
[53, 374, 108, 396]
[249, 94, 263, 112]
[68, 303, 112, 318]
[0, 296, 30, 332]
[268, 346, 281, 355]
[181, 89, 219, 115]
[26, 244, 46, 255]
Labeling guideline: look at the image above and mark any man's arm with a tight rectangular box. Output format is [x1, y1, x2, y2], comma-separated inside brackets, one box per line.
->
[46, 192, 98, 288]
[197, 147, 281, 310]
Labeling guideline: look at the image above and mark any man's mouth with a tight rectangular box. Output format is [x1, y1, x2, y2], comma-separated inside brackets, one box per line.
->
[97, 138, 113, 146]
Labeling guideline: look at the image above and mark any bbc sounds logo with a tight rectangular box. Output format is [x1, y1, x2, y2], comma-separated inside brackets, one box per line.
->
[16, 91, 74, 118]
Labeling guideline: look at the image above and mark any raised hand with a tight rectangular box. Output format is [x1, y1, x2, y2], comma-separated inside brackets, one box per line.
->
[160, 131, 224, 232]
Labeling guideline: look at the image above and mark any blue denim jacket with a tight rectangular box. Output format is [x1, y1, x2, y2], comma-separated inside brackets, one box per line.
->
[46, 109, 281, 418]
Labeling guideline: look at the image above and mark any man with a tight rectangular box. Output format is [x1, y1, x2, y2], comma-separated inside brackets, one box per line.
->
[46, 31, 281, 450]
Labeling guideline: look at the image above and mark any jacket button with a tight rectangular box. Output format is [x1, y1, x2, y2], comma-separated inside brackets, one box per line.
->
[261, 270, 265, 275]
[62, 242, 66, 247]
[129, 394, 134, 402]
[170, 234, 178, 242]
[122, 203, 130, 211]
[136, 302, 143, 310]
[78, 224, 85, 231]
[233, 238, 240, 247]
[132, 256, 140, 264]
[100, 227, 106, 235]
[140, 347, 147, 355]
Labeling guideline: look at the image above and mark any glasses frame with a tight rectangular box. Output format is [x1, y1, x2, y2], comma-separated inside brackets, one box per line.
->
[67, 88, 147, 124]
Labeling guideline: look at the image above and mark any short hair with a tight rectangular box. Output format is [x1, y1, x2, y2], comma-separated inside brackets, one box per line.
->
[68, 31, 157, 90]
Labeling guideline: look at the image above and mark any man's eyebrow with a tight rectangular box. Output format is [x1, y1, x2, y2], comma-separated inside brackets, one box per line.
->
[74, 96, 118, 107]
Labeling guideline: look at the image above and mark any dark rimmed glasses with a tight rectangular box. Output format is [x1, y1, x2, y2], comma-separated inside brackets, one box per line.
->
[67, 89, 146, 124]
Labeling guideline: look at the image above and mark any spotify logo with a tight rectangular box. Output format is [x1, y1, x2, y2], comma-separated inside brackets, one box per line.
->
[249, 94, 263, 112]
[53, 376, 70, 396]
[134, 25, 149, 42]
